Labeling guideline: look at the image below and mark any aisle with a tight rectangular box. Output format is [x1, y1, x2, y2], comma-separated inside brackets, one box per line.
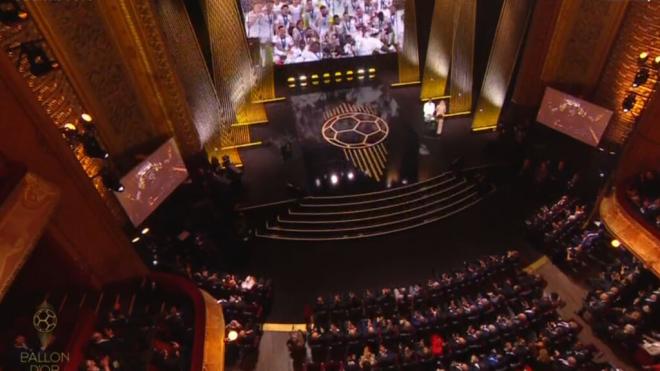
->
[533, 258, 638, 370]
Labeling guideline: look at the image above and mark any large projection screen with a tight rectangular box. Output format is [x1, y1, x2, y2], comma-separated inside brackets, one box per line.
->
[536, 87, 612, 147]
[241, 0, 406, 65]
[115, 138, 188, 226]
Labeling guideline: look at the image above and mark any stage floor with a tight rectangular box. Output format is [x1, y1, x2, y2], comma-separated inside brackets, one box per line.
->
[236, 83, 501, 207]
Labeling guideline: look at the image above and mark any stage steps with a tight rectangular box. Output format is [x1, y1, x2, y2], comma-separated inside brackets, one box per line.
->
[256, 171, 492, 241]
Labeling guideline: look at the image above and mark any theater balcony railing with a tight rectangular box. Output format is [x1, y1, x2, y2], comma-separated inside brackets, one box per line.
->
[600, 182, 660, 277]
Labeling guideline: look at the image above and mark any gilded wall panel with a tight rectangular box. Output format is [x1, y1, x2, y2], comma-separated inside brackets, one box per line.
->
[473, 0, 532, 130]
[395, 0, 420, 85]
[449, 0, 476, 113]
[205, 0, 267, 131]
[420, 0, 455, 100]
[153, 0, 223, 149]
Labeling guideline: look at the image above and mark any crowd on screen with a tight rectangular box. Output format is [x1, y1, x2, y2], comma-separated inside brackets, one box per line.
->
[624, 170, 659, 230]
[286, 251, 616, 370]
[243, 0, 405, 64]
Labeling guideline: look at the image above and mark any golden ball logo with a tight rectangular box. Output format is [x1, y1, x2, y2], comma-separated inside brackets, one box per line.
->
[33, 306, 57, 333]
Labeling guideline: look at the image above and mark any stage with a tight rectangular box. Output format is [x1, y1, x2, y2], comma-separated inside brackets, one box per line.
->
[235, 81, 501, 207]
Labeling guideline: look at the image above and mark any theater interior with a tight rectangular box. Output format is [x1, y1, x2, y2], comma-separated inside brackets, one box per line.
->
[1, 0, 659, 370]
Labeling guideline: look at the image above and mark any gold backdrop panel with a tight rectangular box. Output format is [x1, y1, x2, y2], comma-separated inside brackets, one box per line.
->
[449, 0, 477, 113]
[393, 0, 420, 86]
[473, 0, 533, 131]
[420, 0, 456, 100]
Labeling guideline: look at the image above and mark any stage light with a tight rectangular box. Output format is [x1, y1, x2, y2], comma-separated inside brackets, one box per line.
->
[288, 84, 296, 88]
[323, 72, 331, 78]
[335, 78, 342, 83]
[141, 227, 150, 235]
[63, 123, 77, 131]
[0, 0, 28, 24]
[638, 51, 649, 64]
[330, 173, 339, 185]
[334, 71, 342, 77]
[346, 70, 354, 76]
[312, 80, 320, 86]
[300, 82, 308, 87]
[81, 131, 109, 159]
[131, 236, 141, 243]
[152, 259, 158, 266]
[347, 171, 354, 180]
[101, 168, 124, 192]
[357, 68, 365, 75]
[298, 75, 307, 82]
[611, 239, 621, 248]
[314, 178, 321, 187]
[323, 79, 331, 84]
[633, 68, 649, 87]
[402, 179, 408, 185]
[368, 74, 376, 79]
[227, 330, 239, 342]
[81, 113, 93, 122]
[622, 93, 636, 112]
[368, 67, 376, 74]
[347, 76, 354, 82]
[287, 77, 295, 83]
[654, 56, 660, 69]
[311, 74, 319, 80]
[10, 40, 59, 77]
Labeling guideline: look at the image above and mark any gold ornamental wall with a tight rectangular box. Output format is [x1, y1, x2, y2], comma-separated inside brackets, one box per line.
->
[25, 0, 173, 164]
[204, 0, 267, 125]
[473, 0, 533, 131]
[152, 0, 224, 148]
[540, 0, 628, 96]
[419, 0, 455, 100]
[393, 0, 420, 87]
[448, 0, 476, 114]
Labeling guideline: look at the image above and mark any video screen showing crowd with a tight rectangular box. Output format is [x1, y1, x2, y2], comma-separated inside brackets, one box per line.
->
[241, 0, 405, 64]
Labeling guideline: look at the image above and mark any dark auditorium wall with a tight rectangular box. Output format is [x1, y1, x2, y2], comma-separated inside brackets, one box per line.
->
[0, 63, 147, 289]
[614, 92, 660, 183]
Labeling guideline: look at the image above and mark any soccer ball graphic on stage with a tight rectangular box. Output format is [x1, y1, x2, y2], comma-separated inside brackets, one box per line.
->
[321, 112, 389, 149]
[33, 305, 57, 333]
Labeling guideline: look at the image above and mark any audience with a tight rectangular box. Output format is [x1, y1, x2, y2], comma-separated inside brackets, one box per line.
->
[289, 251, 602, 370]
[624, 170, 660, 230]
